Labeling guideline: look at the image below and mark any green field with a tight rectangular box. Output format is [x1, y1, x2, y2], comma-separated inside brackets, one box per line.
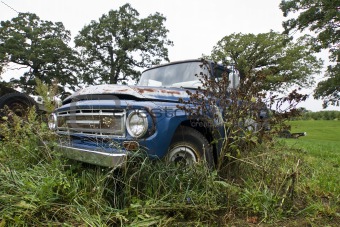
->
[286, 120, 340, 221]
[288, 120, 340, 165]
[289, 120, 340, 142]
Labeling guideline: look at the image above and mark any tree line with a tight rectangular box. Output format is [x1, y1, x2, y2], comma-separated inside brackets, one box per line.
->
[296, 110, 340, 120]
[0, 1, 339, 107]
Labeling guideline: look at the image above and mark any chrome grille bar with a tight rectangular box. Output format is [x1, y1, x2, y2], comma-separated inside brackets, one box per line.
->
[56, 109, 126, 138]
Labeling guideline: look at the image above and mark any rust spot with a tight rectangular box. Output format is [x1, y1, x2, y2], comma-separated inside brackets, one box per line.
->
[116, 89, 129, 92]
[159, 89, 181, 95]
[134, 87, 182, 96]
[134, 88, 156, 93]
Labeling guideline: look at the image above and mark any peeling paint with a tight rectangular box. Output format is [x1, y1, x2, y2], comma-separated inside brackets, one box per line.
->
[65, 84, 190, 103]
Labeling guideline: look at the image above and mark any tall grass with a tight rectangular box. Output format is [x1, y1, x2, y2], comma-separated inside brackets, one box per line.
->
[0, 110, 230, 225]
[1, 113, 339, 225]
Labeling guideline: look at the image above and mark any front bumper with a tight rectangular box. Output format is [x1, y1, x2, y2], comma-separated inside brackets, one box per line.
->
[56, 144, 127, 168]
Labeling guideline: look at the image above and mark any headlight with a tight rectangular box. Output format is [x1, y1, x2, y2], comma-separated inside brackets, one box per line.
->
[48, 113, 57, 130]
[126, 110, 148, 138]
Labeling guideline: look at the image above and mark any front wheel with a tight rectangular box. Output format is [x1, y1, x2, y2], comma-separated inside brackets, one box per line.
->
[166, 126, 214, 168]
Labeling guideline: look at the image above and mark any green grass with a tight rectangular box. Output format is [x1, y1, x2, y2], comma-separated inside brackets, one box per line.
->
[1, 114, 340, 226]
[285, 120, 340, 219]
[287, 120, 340, 166]
[289, 119, 340, 142]
[288, 120, 340, 165]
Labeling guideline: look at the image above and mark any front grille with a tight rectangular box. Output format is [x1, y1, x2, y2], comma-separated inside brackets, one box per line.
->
[56, 109, 126, 138]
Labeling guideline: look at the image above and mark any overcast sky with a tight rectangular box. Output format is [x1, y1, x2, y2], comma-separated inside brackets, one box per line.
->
[0, 0, 338, 111]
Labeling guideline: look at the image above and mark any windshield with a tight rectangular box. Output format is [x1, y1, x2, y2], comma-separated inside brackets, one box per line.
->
[138, 61, 239, 89]
[138, 61, 210, 88]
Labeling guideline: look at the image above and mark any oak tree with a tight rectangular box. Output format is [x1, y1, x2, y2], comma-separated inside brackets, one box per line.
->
[0, 13, 78, 95]
[210, 31, 323, 91]
[74, 3, 173, 85]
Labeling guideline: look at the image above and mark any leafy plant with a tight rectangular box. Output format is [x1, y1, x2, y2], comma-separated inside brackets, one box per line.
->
[0, 107, 54, 168]
[35, 78, 60, 114]
[178, 59, 306, 171]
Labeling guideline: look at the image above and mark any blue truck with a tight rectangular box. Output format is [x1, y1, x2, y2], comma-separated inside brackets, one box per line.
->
[49, 59, 246, 168]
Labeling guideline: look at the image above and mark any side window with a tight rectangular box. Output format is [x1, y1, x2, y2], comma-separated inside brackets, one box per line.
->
[213, 64, 240, 89]
[213, 65, 229, 82]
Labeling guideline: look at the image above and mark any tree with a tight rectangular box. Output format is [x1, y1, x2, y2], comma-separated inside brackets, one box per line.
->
[0, 13, 78, 95]
[280, 0, 340, 106]
[210, 31, 323, 91]
[74, 3, 173, 85]
[0, 49, 7, 75]
[314, 63, 340, 107]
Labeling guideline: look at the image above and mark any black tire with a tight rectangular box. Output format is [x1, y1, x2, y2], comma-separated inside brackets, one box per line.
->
[0, 92, 37, 118]
[166, 126, 214, 168]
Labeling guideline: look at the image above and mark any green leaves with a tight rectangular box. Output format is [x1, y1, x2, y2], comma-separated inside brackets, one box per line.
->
[0, 13, 77, 95]
[314, 64, 340, 107]
[74, 3, 173, 85]
[210, 31, 322, 91]
[280, 0, 340, 107]
[280, 0, 339, 50]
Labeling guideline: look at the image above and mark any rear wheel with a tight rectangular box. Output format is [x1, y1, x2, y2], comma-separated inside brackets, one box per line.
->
[0, 93, 37, 118]
[166, 126, 214, 168]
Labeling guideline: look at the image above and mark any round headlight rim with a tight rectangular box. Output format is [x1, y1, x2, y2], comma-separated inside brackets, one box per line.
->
[126, 110, 148, 138]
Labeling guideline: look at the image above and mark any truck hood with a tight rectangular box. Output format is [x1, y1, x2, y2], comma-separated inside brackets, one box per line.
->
[64, 84, 192, 104]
